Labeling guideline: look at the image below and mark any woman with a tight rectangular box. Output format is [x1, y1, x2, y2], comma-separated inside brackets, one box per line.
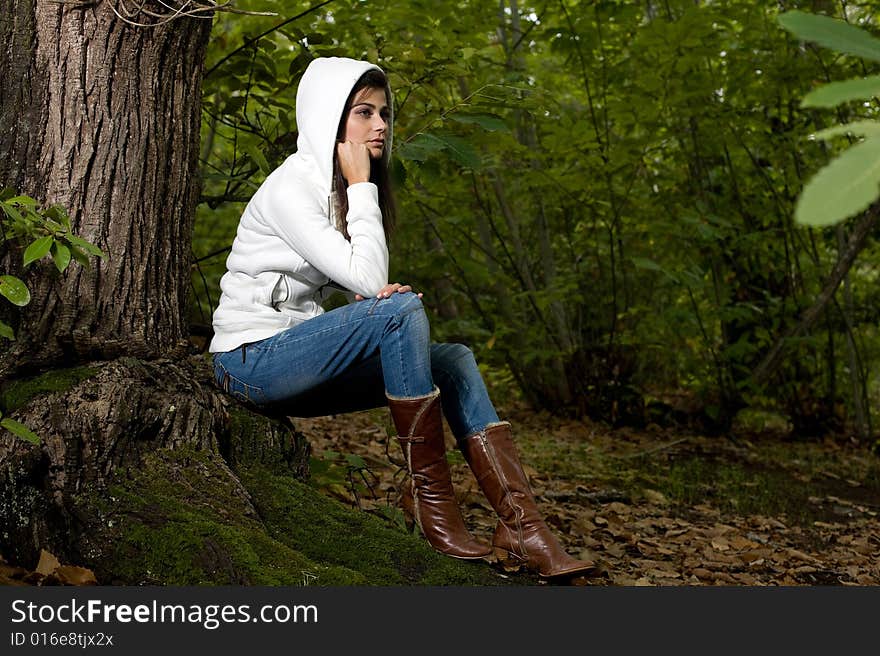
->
[210, 56, 592, 579]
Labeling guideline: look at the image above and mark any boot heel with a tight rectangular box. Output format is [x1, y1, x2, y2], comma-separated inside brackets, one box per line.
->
[493, 546, 525, 572]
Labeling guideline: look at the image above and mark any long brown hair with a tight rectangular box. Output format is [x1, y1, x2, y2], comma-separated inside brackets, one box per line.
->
[333, 68, 396, 243]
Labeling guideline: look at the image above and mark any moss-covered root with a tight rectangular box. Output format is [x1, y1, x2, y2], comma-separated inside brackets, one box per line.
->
[0, 365, 100, 413]
[83, 446, 515, 586]
[240, 468, 518, 586]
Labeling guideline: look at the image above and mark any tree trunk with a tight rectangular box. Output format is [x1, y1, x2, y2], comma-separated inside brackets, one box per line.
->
[0, 0, 211, 374]
[0, 2, 311, 581]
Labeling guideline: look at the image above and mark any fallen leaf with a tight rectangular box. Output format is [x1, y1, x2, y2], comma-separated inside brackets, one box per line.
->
[643, 489, 669, 505]
[787, 548, 817, 563]
[728, 536, 759, 550]
[711, 537, 730, 551]
[35, 550, 60, 577]
[54, 566, 97, 586]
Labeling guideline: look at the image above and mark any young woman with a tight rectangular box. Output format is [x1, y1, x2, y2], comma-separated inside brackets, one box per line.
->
[210, 56, 592, 579]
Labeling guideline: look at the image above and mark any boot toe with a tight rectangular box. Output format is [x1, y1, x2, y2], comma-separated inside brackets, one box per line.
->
[539, 557, 596, 579]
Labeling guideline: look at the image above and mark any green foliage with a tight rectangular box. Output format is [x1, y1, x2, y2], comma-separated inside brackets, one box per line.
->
[778, 10, 880, 227]
[777, 10, 880, 62]
[795, 138, 880, 228]
[0, 190, 105, 445]
[0, 187, 106, 342]
[0, 410, 39, 445]
[191, 1, 880, 435]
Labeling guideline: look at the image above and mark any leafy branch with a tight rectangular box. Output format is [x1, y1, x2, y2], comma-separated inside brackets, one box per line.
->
[0, 187, 106, 340]
[778, 10, 880, 227]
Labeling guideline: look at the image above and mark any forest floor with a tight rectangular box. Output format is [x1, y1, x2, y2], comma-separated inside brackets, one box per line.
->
[300, 398, 880, 586]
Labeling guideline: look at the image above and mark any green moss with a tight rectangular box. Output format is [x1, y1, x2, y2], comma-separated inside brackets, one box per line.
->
[240, 467, 515, 586]
[85, 445, 516, 586]
[0, 365, 100, 413]
[86, 446, 359, 585]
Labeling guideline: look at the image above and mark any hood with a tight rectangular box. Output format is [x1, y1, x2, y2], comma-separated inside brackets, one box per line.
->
[294, 56, 393, 192]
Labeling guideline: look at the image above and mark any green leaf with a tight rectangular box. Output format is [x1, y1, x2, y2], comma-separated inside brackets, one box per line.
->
[6, 195, 38, 207]
[437, 134, 481, 168]
[449, 113, 509, 132]
[802, 75, 880, 108]
[344, 453, 367, 469]
[778, 10, 880, 63]
[69, 245, 91, 268]
[795, 137, 880, 226]
[0, 319, 14, 340]
[0, 417, 40, 445]
[411, 133, 481, 169]
[0, 275, 30, 306]
[811, 120, 880, 141]
[51, 241, 71, 273]
[23, 235, 54, 266]
[631, 257, 664, 272]
[0, 202, 23, 223]
[631, 257, 680, 284]
[246, 145, 271, 175]
[44, 205, 71, 230]
[396, 132, 448, 162]
[66, 235, 106, 259]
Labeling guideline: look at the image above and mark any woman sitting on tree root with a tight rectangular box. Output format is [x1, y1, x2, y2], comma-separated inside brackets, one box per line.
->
[209, 56, 592, 580]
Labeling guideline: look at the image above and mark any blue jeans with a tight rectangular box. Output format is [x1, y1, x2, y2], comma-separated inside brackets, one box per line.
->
[212, 292, 500, 441]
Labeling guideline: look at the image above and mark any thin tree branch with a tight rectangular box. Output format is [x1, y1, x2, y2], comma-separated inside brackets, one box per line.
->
[751, 204, 880, 386]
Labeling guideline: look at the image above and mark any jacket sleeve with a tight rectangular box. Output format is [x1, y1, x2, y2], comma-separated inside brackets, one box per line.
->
[257, 180, 389, 298]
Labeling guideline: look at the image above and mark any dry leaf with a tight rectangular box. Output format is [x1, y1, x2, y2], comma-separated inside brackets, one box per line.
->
[710, 537, 730, 551]
[643, 489, 669, 505]
[787, 548, 817, 563]
[54, 566, 98, 586]
[728, 536, 759, 550]
[35, 550, 61, 576]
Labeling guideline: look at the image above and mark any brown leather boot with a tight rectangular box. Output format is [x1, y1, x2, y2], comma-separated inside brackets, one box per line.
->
[461, 422, 594, 578]
[387, 388, 491, 560]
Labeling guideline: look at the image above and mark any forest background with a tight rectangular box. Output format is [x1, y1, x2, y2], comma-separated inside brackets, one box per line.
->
[2, 0, 880, 587]
[195, 0, 879, 440]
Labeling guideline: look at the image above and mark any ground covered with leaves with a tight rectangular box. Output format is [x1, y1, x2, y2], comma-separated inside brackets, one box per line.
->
[301, 399, 880, 586]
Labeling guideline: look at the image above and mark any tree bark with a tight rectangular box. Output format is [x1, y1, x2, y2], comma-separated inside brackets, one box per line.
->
[0, 1, 212, 374]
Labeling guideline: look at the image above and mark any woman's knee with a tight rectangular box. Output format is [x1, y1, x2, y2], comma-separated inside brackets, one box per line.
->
[376, 290, 426, 322]
[431, 342, 479, 378]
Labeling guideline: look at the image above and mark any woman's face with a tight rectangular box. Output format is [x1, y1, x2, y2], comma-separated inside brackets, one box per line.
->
[344, 86, 390, 159]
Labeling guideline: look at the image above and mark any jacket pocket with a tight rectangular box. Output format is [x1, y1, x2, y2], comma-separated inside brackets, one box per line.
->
[270, 274, 289, 312]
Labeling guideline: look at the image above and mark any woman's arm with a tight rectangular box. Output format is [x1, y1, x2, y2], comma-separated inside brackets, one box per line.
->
[257, 178, 389, 298]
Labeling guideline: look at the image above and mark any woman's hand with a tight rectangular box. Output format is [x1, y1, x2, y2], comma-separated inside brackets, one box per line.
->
[355, 283, 423, 301]
[336, 140, 371, 185]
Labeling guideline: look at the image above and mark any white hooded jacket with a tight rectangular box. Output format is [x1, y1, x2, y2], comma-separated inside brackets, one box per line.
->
[209, 57, 391, 353]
